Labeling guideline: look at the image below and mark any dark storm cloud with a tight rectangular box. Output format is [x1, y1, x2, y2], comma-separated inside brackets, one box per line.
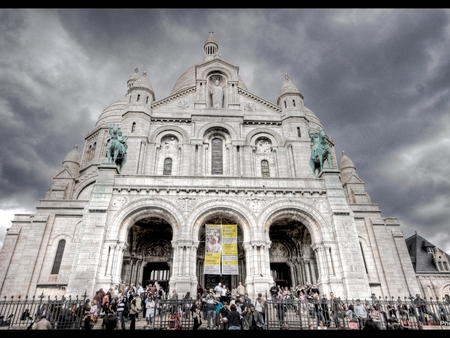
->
[0, 8, 449, 254]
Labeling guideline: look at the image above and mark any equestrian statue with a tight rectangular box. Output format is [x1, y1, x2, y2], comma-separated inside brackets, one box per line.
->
[106, 123, 128, 173]
[309, 127, 332, 177]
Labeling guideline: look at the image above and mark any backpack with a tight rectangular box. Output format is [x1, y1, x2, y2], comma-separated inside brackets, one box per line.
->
[351, 311, 358, 322]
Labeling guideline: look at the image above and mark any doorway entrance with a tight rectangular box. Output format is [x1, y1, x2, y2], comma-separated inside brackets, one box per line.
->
[143, 262, 170, 293]
[204, 274, 231, 292]
[270, 262, 291, 289]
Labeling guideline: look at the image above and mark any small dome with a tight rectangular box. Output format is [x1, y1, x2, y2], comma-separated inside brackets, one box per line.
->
[204, 34, 218, 47]
[339, 151, 356, 171]
[128, 68, 140, 83]
[96, 97, 128, 127]
[279, 73, 300, 97]
[63, 145, 80, 165]
[304, 108, 323, 130]
[132, 72, 154, 92]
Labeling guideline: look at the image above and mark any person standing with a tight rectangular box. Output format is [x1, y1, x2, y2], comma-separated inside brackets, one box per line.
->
[413, 293, 439, 323]
[191, 299, 202, 330]
[254, 292, 266, 323]
[215, 297, 223, 330]
[214, 282, 223, 298]
[354, 299, 367, 330]
[129, 298, 138, 330]
[244, 304, 264, 330]
[237, 281, 246, 298]
[269, 282, 278, 300]
[116, 294, 126, 330]
[227, 304, 241, 330]
[329, 292, 342, 328]
[145, 295, 156, 325]
[205, 291, 217, 330]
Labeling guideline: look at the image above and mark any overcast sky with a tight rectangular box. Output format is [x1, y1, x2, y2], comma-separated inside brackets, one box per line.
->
[1, 8, 449, 255]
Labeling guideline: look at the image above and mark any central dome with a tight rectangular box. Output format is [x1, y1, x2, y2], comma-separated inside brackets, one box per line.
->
[170, 63, 248, 96]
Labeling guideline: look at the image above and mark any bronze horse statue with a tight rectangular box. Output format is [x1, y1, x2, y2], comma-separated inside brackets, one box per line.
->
[106, 124, 128, 173]
[309, 127, 331, 177]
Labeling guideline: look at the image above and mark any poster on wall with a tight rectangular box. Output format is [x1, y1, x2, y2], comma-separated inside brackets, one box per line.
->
[221, 224, 239, 275]
[204, 224, 222, 274]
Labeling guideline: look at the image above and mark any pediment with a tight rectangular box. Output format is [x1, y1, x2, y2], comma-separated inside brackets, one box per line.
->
[54, 168, 74, 179]
[345, 174, 364, 184]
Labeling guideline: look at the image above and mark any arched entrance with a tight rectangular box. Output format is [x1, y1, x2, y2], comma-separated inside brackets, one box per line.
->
[269, 218, 318, 290]
[122, 216, 173, 293]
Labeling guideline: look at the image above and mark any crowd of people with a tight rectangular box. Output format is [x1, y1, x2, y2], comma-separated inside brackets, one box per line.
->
[5, 279, 447, 330]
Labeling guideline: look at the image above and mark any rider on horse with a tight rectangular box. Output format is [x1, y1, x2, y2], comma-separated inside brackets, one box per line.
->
[309, 127, 331, 177]
[106, 124, 128, 173]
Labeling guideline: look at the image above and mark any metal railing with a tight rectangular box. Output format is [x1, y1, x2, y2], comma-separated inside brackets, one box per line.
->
[1, 293, 449, 330]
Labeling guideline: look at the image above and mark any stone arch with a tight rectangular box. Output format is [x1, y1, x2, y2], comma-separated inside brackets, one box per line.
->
[259, 200, 330, 244]
[74, 178, 97, 200]
[187, 200, 255, 243]
[110, 197, 185, 244]
[149, 125, 189, 144]
[246, 128, 284, 146]
[196, 122, 239, 140]
[199, 66, 234, 82]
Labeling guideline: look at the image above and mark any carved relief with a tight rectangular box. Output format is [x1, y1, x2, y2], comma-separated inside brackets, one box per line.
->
[162, 136, 178, 153]
[270, 242, 288, 257]
[245, 198, 267, 213]
[147, 240, 172, 257]
[255, 137, 272, 154]
[244, 103, 256, 111]
[112, 196, 127, 207]
[178, 100, 189, 109]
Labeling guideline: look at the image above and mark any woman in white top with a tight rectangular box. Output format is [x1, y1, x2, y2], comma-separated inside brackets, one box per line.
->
[146, 295, 156, 325]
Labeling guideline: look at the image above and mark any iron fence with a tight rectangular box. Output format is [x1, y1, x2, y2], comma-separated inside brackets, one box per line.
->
[1, 293, 449, 330]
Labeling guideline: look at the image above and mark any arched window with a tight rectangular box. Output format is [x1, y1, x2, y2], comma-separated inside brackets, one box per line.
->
[261, 160, 270, 178]
[292, 99, 296, 107]
[211, 138, 223, 174]
[284, 101, 287, 108]
[297, 127, 301, 137]
[137, 94, 140, 102]
[51, 239, 66, 274]
[163, 158, 172, 175]
[131, 122, 136, 133]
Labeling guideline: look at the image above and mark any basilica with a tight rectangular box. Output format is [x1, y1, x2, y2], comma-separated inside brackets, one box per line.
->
[0, 33, 448, 301]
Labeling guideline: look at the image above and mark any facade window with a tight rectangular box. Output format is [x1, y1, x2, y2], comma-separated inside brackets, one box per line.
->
[131, 122, 136, 133]
[292, 99, 296, 107]
[284, 101, 287, 108]
[297, 127, 301, 137]
[163, 158, 172, 175]
[137, 94, 140, 102]
[51, 239, 66, 274]
[211, 138, 223, 174]
[146, 96, 149, 104]
[261, 160, 270, 178]
[427, 247, 435, 254]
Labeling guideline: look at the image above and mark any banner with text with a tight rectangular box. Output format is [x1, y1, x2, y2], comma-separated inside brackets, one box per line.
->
[203, 224, 238, 275]
[221, 224, 239, 275]
[204, 224, 222, 274]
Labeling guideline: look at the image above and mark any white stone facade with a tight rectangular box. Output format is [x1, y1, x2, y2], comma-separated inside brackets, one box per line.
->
[0, 34, 424, 301]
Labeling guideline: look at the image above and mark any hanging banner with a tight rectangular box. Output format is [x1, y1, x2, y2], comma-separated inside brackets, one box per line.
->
[221, 224, 239, 275]
[204, 224, 222, 274]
